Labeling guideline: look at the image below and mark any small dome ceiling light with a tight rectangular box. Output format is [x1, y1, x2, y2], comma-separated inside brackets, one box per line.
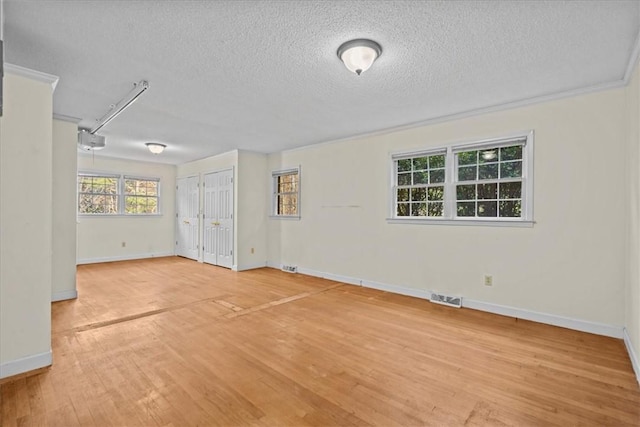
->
[146, 142, 166, 154]
[482, 150, 497, 161]
[337, 39, 382, 76]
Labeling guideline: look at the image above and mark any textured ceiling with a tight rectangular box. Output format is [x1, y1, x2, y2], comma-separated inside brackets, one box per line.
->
[4, 1, 640, 165]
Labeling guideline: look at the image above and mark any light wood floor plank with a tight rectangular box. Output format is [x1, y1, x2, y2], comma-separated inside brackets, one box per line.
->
[1, 256, 639, 426]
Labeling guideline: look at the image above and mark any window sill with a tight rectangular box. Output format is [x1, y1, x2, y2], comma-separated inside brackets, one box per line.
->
[269, 215, 301, 221]
[386, 218, 534, 228]
[78, 214, 163, 218]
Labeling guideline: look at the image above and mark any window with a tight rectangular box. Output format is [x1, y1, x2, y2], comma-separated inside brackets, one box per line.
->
[455, 145, 523, 219]
[78, 173, 161, 215]
[78, 174, 119, 214]
[124, 177, 160, 214]
[395, 151, 446, 218]
[272, 168, 300, 218]
[391, 132, 533, 225]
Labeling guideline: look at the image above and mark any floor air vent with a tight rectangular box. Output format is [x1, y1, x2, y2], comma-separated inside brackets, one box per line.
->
[430, 293, 462, 308]
[281, 265, 298, 273]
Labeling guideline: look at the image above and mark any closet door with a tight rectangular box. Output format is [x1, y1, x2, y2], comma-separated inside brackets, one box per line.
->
[176, 176, 199, 260]
[202, 172, 217, 265]
[215, 169, 234, 269]
[202, 169, 234, 268]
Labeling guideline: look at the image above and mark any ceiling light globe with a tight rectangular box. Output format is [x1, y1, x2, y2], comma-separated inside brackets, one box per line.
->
[481, 150, 497, 160]
[146, 142, 166, 154]
[337, 39, 382, 75]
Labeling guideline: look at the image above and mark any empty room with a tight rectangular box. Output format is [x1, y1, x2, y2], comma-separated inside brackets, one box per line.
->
[2, 0, 640, 425]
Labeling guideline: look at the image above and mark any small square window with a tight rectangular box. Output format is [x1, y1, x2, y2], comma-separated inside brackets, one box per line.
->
[124, 178, 160, 215]
[78, 174, 120, 214]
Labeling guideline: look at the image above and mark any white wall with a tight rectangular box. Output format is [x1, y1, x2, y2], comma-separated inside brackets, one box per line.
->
[77, 155, 176, 263]
[0, 70, 55, 377]
[176, 150, 238, 179]
[268, 87, 627, 329]
[626, 63, 640, 380]
[177, 149, 239, 264]
[52, 119, 78, 301]
[237, 151, 268, 270]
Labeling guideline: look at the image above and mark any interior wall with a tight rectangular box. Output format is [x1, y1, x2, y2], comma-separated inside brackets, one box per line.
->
[176, 150, 239, 265]
[268, 87, 627, 328]
[0, 71, 54, 377]
[626, 63, 640, 378]
[237, 150, 268, 270]
[76, 155, 176, 263]
[52, 119, 78, 301]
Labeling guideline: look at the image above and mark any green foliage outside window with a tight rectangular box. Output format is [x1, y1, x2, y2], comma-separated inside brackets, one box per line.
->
[395, 153, 445, 218]
[78, 174, 160, 215]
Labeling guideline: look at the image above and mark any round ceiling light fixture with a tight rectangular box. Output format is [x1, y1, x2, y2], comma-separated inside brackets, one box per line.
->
[146, 142, 166, 154]
[481, 150, 497, 161]
[337, 39, 382, 75]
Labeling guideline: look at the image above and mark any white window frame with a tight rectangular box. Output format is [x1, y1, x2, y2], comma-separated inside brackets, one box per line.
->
[270, 166, 301, 220]
[387, 131, 534, 227]
[123, 175, 162, 216]
[77, 172, 121, 216]
[78, 171, 162, 216]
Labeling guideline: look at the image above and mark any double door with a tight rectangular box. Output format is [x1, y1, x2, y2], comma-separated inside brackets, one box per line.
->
[176, 170, 234, 268]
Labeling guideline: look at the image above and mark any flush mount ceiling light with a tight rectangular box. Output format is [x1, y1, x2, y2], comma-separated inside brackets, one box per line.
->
[337, 39, 382, 75]
[146, 142, 166, 154]
[481, 150, 497, 161]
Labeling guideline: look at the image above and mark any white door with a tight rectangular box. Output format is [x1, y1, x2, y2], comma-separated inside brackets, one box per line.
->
[176, 176, 199, 260]
[203, 173, 217, 265]
[203, 169, 233, 268]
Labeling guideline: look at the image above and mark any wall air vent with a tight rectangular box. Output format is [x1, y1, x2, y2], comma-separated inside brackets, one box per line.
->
[281, 265, 298, 273]
[430, 292, 462, 308]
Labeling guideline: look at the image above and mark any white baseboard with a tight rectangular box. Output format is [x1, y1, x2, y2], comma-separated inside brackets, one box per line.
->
[0, 349, 52, 379]
[362, 279, 432, 300]
[51, 289, 78, 302]
[298, 267, 361, 286]
[77, 251, 175, 265]
[233, 262, 267, 272]
[624, 328, 640, 385]
[266, 263, 623, 339]
[463, 299, 623, 339]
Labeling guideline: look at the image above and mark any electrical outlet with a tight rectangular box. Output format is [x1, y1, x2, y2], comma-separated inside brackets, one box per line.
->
[122, 241, 126, 248]
[484, 275, 493, 286]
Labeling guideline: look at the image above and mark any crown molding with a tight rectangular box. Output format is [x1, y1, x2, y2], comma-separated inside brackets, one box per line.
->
[5, 63, 59, 91]
[53, 113, 82, 124]
[624, 25, 640, 84]
[276, 78, 626, 156]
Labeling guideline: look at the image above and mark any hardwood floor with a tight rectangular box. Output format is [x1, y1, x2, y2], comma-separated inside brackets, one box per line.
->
[1, 256, 639, 426]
